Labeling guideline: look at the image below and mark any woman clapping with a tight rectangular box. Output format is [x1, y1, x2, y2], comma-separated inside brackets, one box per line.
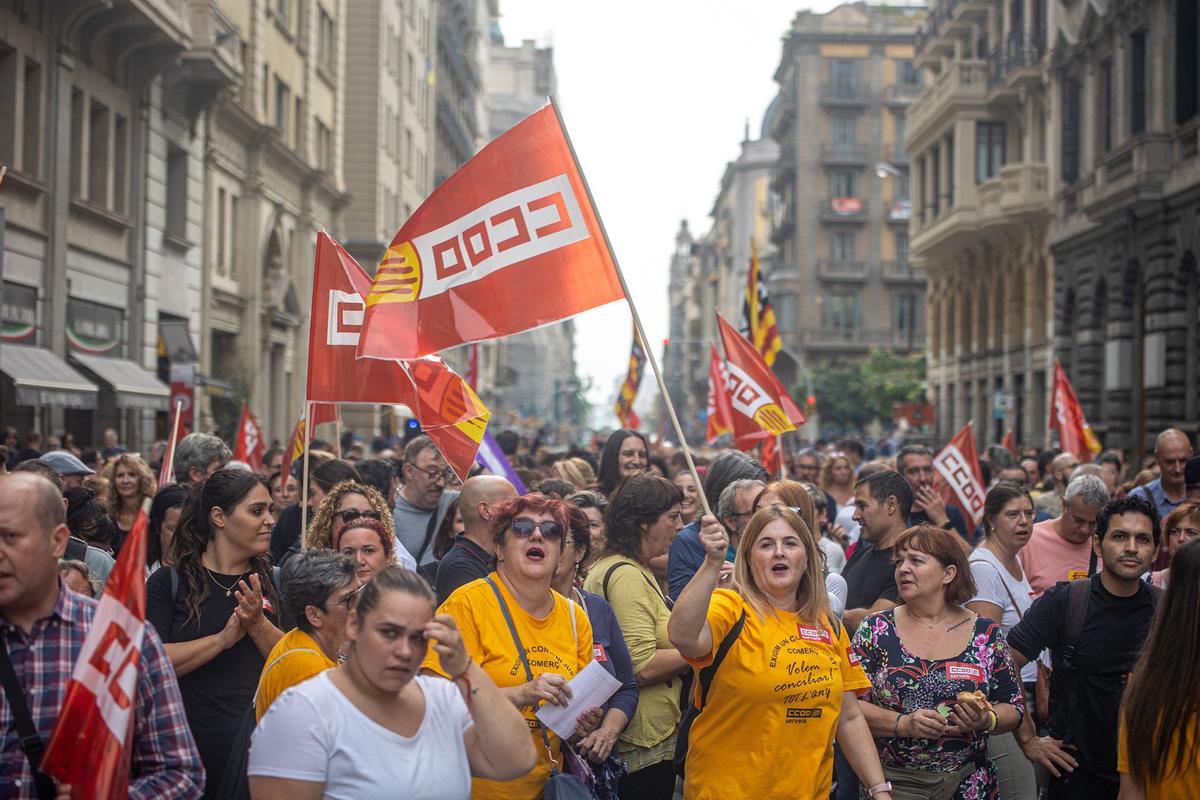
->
[669, 507, 893, 800]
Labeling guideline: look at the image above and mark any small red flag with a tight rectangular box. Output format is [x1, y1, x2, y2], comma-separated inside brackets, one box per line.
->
[232, 403, 265, 471]
[41, 511, 150, 798]
[1001, 429, 1017, 458]
[1049, 361, 1102, 461]
[716, 314, 805, 449]
[357, 105, 624, 360]
[933, 422, 987, 529]
[157, 407, 187, 487]
[705, 345, 734, 444]
[278, 402, 338, 481]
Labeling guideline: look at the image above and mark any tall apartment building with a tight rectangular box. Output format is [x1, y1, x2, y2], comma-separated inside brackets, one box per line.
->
[769, 3, 926, 393]
[199, 0, 349, 443]
[909, 0, 1057, 447]
[483, 35, 582, 436]
[434, 0, 489, 186]
[1048, 0, 1200, 460]
[0, 0, 237, 449]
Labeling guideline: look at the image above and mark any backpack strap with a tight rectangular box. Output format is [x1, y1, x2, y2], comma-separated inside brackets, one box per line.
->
[602, 560, 673, 609]
[696, 609, 747, 709]
[252, 647, 324, 706]
[0, 637, 56, 799]
[1060, 578, 1091, 670]
[969, 558, 1025, 620]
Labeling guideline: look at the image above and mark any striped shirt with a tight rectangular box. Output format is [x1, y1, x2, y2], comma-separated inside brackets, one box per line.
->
[0, 582, 204, 799]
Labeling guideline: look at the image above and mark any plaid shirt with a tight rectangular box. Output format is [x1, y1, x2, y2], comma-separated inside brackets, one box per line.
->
[0, 583, 204, 799]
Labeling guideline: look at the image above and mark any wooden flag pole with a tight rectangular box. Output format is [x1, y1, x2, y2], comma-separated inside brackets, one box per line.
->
[550, 96, 713, 518]
[778, 434, 787, 479]
[160, 400, 183, 485]
[299, 401, 313, 548]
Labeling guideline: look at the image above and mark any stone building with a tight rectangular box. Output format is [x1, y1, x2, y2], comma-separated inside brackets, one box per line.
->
[769, 3, 926, 385]
[1048, 0, 1200, 460]
[909, 0, 1057, 447]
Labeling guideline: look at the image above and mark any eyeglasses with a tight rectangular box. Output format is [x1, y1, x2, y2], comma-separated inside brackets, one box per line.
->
[335, 509, 382, 525]
[334, 582, 368, 609]
[510, 517, 565, 540]
[410, 464, 457, 483]
[1001, 510, 1037, 521]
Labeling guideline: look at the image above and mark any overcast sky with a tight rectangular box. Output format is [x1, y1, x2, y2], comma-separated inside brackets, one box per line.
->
[497, 1, 841, 426]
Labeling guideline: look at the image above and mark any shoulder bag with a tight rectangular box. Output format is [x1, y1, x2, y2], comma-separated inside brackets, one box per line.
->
[0, 636, 56, 800]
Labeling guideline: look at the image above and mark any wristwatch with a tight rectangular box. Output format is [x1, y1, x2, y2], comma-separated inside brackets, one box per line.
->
[867, 782, 893, 798]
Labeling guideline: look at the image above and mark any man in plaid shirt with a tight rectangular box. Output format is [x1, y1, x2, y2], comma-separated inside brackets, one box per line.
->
[0, 472, 204, 798]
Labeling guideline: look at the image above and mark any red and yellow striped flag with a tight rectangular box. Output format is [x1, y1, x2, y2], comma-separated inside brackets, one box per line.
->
[739, 242, 783, 367]
[613, 325, 645, 429]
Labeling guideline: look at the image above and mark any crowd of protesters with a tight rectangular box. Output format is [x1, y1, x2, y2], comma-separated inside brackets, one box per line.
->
[1, 420, 1199, 799]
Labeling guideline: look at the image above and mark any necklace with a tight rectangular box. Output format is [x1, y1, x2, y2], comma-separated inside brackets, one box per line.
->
[206, 568, 244, 597]
[905, 607, 947, 630]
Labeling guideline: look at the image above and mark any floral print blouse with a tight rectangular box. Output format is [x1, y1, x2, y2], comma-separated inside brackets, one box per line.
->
[851, 610, 1025, 800]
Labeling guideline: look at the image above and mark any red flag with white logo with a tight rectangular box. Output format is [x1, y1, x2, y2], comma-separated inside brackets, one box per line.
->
[232, 403, 265, 471]
[356, 105, 624, 360]
[1049, 360, 1102, 461]
[705, 345, 734, 444]
[41, 511, 150, 798]
[932, 422, 987, 529]
[716, 314, 805, 449]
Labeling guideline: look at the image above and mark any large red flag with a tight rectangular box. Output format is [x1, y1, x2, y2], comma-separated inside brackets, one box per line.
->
[716, 314, 805, 448]
[305, 233, 490, 478]
[232, 403, 265, 471]
[933, 422, 987, 529]
[41, 511, 150, 798]
[705, 344, 734, 443]
[357, 105, 624, 360]
[1049, 361, 1102, 461]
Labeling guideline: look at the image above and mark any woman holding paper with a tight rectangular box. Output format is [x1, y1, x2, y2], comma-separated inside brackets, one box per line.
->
[669, 505, 893, 800]
[423, 494, 600, 800]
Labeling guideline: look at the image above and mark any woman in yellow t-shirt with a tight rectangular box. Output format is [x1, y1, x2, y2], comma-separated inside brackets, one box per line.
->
[669, 506, 894, 800]
[1118, 538, 1200, 800]
[423, 494, 597, 800]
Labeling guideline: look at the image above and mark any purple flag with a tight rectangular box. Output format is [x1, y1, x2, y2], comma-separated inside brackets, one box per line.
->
[475, 430, 528, 494]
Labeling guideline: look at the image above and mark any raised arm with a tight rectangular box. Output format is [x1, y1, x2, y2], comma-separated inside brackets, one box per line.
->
[668, 515, 727, 659]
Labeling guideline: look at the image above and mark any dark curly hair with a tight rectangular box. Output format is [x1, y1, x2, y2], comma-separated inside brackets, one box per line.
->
[1096, 493, 1162, 545]
[603, 472, 683, 561]
[173, 469, 276, 625]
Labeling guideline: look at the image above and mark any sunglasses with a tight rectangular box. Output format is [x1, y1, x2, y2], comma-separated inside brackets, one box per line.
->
[335, 509, 382, 525]
[510, 517, 564, 540]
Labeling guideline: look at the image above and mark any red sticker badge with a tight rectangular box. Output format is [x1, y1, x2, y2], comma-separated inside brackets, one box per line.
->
[945, 662, 984, 684]
[846, 646, 861, 666]
[593, 644, 608, 663]
[798, 625, 832, 644]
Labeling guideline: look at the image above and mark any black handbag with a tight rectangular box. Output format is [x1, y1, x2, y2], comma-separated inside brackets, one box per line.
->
[484, 577, 594, 800]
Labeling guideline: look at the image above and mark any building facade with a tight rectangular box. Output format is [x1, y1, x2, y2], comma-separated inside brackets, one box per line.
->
[769, 3, 927, 389]
[1048, 0, 1200, 461]
[910, 0, 1057, 448]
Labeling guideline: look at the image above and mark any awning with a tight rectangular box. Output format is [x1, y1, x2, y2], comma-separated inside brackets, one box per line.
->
[71, 353, 170, 411]
[158, 319, 198, 363]
[0, 344, 99, 409]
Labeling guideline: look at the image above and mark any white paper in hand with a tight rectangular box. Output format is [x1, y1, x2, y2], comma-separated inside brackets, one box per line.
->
[534, 660, 621, 738]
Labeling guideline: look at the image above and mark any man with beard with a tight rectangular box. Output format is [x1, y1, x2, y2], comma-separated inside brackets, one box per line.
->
[1007, 495, 1162, 800]
[896, 444, 970, 542]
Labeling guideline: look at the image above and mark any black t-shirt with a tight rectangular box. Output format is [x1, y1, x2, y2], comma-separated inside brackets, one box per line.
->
[268, 504, 302, 562]
[1007, 574, 1158, 783]
[842, 541, 899, 610]
[434, 535, 493, 606]
[145, 567, 275, 793]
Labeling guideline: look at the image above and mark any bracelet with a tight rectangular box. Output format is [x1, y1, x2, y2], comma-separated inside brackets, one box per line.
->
[893, 712, 905, 738]
[450, 664, 476, 713]
[987, 709, 998, 732]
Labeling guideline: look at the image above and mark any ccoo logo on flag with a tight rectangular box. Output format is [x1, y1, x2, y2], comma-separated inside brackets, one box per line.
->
[327, 290, 365, 346]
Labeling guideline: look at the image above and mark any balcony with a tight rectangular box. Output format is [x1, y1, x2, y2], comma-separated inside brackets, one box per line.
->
[986, 33, 1046, 105]
[816, 260, 868, 281]
[916, 0, 990, 66]
[168, 1, 244, 118]
[1078, 135, 1172, 222]
[820, 143, 872, 164]
[821, 197, 868, 223]
[883, 82, 924, 106]
[977, 163, 1051, 224]
[881, 261, 925, 284]
[908, 60, 988, 146]
[820, 83, 872, 107]
[801, 326, 923, 352]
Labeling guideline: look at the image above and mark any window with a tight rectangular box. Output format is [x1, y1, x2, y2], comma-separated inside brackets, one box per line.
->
[1130, 32, 1146, 135]
[165, 144, 187, 239]
[832, 115, 856, 150]
[87, 100, 109, 205]
[407, 54, 416, 101]
[318, 8, 335, 71]
[822, 292, 861, 331]
[1097, 59, 1113, 155]
[22, 57, 41, 175]
[894, 293, 922, 334]
[275, 0, 290, 27]
[895, 231, 910, 265]
[897, 59, 918, 85]
[216, 188, 227, 274]
[274, 76, 289, 138]
[0, 49, 15, 167]
[775, 292, 797, 332]
[293, 96, 303, 149]
[930, 144, 941, 216]
[976, 122, 1005, 182]
[1177, 0, 1199, 123]
[112, 114, 126, 213]
[69, 88, 83, 195]
[261, 64, 270, 115]
[894, 111, 906, 152]
[229, 195, 239, 275]
[405, 127, 413, 176]
[830, 168, 858, 197]
[315, 121, 331, 171]
[1062, 78, 1081, 183]
[831, 60, 859, 97]
[832, 232, 855, 262]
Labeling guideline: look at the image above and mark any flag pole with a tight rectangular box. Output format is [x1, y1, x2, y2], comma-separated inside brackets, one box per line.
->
[550, 96, 712, 518]
[300, 401, 312, 549]
[778, 434, 787, 479]
[161, 400, 182, 485]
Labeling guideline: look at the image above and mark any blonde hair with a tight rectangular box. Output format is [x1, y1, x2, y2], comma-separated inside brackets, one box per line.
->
[304, 480, 396, 562]
[818, 453, 853, 493]
[554, 457, 596, 490]
[733, 506, 837, 634]
[98, 453, 157, 515]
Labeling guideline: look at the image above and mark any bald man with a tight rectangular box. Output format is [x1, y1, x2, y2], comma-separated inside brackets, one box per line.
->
[1131, 427, 1195, 522]
[434, 475, 517, 604]
[1035, 452, 1082, 517]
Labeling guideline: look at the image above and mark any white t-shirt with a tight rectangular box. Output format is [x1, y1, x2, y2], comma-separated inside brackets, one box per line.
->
[819, 537, 847, 574]
[825, 571, 848, 618]
[969, 547, 1038, 684]
[835, 501, 861, 544]
[248, 672, 473, 799]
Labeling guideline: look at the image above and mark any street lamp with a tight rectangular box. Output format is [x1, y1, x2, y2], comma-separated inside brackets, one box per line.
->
[875, 161, 902, 179]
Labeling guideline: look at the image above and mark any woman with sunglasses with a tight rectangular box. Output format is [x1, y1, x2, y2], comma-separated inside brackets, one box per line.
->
[305, 480, 417, 571]
[254, 549, 360, 720]
[423, 494, 599, 800]
[582, 472, 687, 799]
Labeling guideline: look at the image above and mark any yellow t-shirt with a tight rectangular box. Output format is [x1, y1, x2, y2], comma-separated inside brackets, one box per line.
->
[582, 554, 681, 750]
[254, 627, 336, 721]
[1117, 716, 1200, 800]
[682, 589, 871, 800]
[423, 573, 593, 800]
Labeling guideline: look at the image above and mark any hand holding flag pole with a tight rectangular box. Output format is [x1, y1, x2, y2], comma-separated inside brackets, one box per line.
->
[549, 97, 712, 518]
